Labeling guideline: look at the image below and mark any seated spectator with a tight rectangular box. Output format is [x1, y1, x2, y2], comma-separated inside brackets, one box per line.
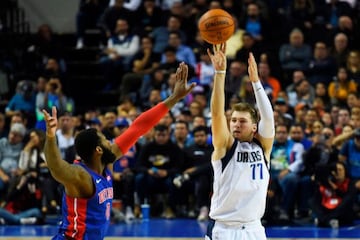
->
[0, 186, 42, 225]
[0, 123, 26, 197]
[111, 120, 139, 221]
[328, 67, 357, 106]
[258, 61, 281, 100]
[330, 33, 350, 68]
[133, 0, 163, 36]
[235, 32, 262, 63]
[279, 28, 312, 84]
[307, 41, 337, 85]
[309, 161, 357, 227]
[97, 0, 134, 45]
[134, 124, 184, 219]
[150, 15, 186, 54]
[119, 35, 161, 102]
[338, 128, 360, 191]
[5, 80, 36, 128]
[173, 126, 213, 221]
[238, 2, 270, 48]
[99, 18, 140, 90]
[346, 50, 360, 84]
[161, 31, 196, 69]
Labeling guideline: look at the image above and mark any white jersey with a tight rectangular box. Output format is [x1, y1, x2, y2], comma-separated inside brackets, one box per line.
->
[209, 139, 270, 223]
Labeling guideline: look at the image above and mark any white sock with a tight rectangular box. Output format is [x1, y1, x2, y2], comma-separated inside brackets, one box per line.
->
[20, 217, 37, 225]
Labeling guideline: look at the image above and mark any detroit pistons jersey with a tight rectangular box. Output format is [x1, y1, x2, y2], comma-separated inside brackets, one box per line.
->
[53, 162, 113, 240]
[209, 139, 269, 223]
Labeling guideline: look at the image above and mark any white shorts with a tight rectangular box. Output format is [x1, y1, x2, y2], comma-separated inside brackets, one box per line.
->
[205, 219, 266, 240]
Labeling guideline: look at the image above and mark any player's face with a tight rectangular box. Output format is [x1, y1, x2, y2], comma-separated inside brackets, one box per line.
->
[230, 111, 257, 141]
[100, 143, 117, 165]
[98, 134, 117, 165]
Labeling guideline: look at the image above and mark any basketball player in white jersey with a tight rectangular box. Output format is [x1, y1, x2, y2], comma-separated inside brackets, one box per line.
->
[206, 44, 275, 240]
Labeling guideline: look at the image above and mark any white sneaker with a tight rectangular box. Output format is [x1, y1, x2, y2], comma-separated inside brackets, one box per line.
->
[197, 206, 209, 221]
[0, 218, 5, 225]
[125, 206, 135, 221]
[76, 39, 84, 49]
[329, 219, 339, 228]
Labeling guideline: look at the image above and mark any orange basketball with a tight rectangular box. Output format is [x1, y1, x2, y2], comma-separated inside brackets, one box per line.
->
[198, 9, 235, 45]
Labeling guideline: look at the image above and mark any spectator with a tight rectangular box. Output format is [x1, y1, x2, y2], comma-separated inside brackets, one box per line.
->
[309, 161, 357, 227]
[99, 18, 140, 90]
[97, 0, 134, 45]
[173, 126, 213, 221]
[119, 35, 161, 101]
[314, 82, 331, 110]
[171, 120, 193, 149]
[346, 50, 360, 84]
[277, 124, 307, 221]
[307, 41, 337, 85]
[150, 15, 186, 54]
[133, 0, 163, 36]
[235, 32, 261, 63]
[161, 31, 196, 69]
[5, 80, 36, 128]
[101, 110, 117, 140]
[134, 124, 184, 219]
[338, 128, 360, 190]
[258, 61, 281, 100]
[0, 123, 26, 196]
[194, 49, 214, 93]
[224, 60, 248, 108]
[238, 2, 270, 48]
[328, 67, 357, 106]
[55, 112, 75, 163]
[279, 28, 312, 83]
[111, 120, 138, 221]
[330, 33, 350, 68]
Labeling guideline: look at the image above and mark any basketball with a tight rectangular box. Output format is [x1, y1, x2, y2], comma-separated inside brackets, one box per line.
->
[198, 9, 235, 45]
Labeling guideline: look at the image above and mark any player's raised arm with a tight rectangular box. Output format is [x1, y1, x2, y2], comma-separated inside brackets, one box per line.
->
[208, 43, 233, 160]
[43, 107, 93, 195]
[248, 52, 275, 158]
[111, 62, 196, 158]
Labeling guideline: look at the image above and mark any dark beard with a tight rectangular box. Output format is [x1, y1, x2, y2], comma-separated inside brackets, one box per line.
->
[100, 145, 117, 165]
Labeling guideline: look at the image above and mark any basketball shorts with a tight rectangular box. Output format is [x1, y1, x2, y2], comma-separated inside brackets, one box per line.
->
[205, 219, 266, 240]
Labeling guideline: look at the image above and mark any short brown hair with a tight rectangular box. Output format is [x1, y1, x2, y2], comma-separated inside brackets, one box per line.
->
[231, 102, 259, 123]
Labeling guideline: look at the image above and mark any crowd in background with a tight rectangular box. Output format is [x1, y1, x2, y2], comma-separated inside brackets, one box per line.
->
[0, 0, 360, 228]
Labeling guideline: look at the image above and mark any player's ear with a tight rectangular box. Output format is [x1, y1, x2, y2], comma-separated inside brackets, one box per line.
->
[95, 146, 103, 153]
[253, 123, 258, 133]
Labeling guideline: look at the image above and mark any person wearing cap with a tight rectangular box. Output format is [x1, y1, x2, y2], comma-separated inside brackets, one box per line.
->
[0, 123, 26, 194]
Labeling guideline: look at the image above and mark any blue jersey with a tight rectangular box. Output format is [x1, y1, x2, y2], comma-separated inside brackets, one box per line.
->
[52, 162, 113, 240]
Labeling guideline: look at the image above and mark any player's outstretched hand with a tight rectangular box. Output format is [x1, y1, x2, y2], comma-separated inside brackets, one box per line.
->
[42, 106, 58, 138]
[172, 62, 196, 100]
[207, 43, 227, 72]
[248, 52, 260, 83]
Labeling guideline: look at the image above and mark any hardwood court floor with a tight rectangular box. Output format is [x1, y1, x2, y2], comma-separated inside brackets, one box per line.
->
[0, 239, 358, 240]
[0, 218, 359, 239]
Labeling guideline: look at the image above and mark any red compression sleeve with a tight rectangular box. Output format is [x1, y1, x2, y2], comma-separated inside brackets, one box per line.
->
[114, 102, 169, 154]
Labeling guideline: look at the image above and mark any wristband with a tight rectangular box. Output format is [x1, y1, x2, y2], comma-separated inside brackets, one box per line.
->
[214, 70, 226, 74]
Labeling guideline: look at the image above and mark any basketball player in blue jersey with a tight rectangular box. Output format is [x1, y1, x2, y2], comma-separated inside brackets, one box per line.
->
[206, 44, 275, 240]
[42, 62, 195, 240]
